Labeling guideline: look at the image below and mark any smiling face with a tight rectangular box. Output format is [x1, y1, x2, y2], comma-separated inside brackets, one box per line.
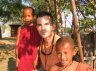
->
[36, 16, 54, 39]
[23, 8, 34, 25]
[56, 37, 76, 68]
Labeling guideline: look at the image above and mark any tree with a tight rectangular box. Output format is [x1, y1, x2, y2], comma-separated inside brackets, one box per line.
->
[31, 0, 65, 35]
[0, 0, 24, 38]
[76, 0, 96, 32]
[53, 0, 62, 35]
[71, 0, 84, 63]
[0, 0, 24, 23]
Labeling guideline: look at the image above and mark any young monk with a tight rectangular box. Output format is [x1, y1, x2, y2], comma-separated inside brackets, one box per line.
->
[49, 36, 93, 71]
[16, 7, 41, 71]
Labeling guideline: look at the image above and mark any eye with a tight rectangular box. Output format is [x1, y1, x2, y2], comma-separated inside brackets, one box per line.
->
[64, 52, 67, 55]
[37, 24, 41, 27]
[28, 15, 30, 17]
[57, 52, 61, 56]
[57, 52, 62, 58]
[28, 15, 31, 17]
[45, 23, 50, 25]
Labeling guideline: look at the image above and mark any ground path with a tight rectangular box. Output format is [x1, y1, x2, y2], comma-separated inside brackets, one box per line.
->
[0, 37, 16, 71]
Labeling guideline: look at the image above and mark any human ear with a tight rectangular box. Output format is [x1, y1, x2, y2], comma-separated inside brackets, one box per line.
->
[73, 48, 77, 56]
[52, 24, 56, 31]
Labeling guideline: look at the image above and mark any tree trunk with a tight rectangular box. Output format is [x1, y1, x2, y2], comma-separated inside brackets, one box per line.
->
[64, 11, 67, 33]
[0, 26, 1, 38]
[71, 0, 84, 63]
[45, 0, 51, 12]
[54, 0, 62, 35]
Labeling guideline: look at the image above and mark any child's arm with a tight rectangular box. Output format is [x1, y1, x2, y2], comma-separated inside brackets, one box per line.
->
[33, 51, 39, 69]
[16, 27, 21, 68]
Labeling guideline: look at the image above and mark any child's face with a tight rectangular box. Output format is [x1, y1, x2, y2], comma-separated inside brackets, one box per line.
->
[57, 42, 76, 67]
[23, 9, 34, 25]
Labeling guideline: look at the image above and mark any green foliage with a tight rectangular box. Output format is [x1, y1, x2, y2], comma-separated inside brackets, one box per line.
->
[66, 27, 72, 33]
[77, 1, 95, 14]
[0, 0, 24, 23]
[30, 0, 55, 15]
[31, 0, 48, 12]
[76, 0, 96, 32]
[31, 0, 57, 23]
[0, 0, 96, 32]
[79, 18, 96, 33]
[77, 1, 96, 18]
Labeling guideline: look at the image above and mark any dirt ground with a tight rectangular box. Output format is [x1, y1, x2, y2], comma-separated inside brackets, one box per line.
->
[0, 37, 16, 71]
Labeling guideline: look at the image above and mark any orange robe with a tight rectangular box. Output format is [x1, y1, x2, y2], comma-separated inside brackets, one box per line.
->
[57, 61, 93, 71]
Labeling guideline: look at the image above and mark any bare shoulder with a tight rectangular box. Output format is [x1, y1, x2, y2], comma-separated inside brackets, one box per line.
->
[17, 26, 21, 32]
[77, 62, 93, 71]
[49, 65, 58, 71]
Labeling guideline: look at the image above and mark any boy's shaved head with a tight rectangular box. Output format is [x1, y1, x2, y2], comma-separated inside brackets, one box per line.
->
[22, 6, 35, 16]
[56, 36, 74, 50]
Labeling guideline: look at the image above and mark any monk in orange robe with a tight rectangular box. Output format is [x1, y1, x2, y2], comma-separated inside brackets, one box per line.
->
[49, 36, 93, 71]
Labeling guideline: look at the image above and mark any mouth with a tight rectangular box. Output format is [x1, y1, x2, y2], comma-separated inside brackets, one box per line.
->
[41, 33, 46, 36]
[60, 60, 67, 65]
[25, 21, 31, 24]
[61, 61, 65, 64]
[41, 31, 47, 34]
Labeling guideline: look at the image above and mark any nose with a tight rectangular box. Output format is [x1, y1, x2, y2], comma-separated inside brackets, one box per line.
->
[25, 16, 29, 20]
[60, 54, 66, 61]
[41, 25, 45, 30]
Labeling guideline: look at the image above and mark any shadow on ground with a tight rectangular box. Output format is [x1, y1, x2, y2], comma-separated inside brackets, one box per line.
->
[8, 57, 16, 71]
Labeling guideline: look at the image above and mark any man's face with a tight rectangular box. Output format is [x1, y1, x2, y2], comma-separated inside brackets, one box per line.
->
[36, 16, 54, 39]
[57, 43, 76, 67]
[23, 9, 34, 25]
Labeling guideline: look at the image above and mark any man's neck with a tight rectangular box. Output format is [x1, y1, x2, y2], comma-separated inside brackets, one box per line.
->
[43, 32, 54, 48]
